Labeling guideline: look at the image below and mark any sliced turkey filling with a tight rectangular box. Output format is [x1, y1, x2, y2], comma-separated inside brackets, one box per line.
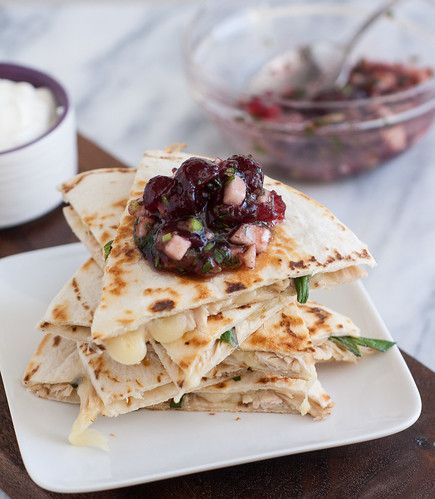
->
[156, 371, 333, 419]
[217, 350, 317, 380]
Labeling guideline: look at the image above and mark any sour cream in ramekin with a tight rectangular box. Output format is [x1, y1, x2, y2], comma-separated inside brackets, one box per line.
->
[0, 79, 59, 152]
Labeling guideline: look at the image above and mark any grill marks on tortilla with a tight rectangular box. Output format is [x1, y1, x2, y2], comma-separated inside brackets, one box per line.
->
[195, 283, 211, 301]
[112, 198, 128, 210]
[71, 278, 87, 309]
[35, 334, 51, 356]
[105, 214, 140, 297]
[300, 304, 334, 336]
[71, 276, 94, 322]
[288, 249, 371, 273]
[245, 316, 308, 352]
[89, 355, 119, 383]
[23, 364, 40, 383]
[149, 300, 175, 313]
[225, 282, 246, 294]
[143, 287, 179, 298]
[52, 303, 69, 322]
[257, 376, 282, 384]
[181, 335, 209, 348]
[144, 288, 179, 312]
[82, 259, 95, 271]
[52, 335, 62, 347]
[242, 303, 311, 353]
[115, 309, 136, 325]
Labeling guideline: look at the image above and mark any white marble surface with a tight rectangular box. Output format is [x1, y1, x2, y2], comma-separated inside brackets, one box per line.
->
[0, 0, 434, 372]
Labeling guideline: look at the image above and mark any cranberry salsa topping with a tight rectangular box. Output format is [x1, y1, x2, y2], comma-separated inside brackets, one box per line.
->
[131, 155, 286, 276]
[243, 59, 433, 123]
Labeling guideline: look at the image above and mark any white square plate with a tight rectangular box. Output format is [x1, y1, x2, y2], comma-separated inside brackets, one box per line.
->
[0, 244, 421, 493]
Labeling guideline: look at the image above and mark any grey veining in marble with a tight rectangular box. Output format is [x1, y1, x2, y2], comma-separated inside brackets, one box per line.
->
[0, 0, 434, 371]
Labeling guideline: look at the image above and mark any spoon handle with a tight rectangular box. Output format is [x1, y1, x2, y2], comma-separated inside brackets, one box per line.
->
[335, 0, 404, 87]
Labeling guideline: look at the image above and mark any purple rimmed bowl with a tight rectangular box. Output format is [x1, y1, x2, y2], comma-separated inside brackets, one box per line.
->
[0, 63, 77, 228]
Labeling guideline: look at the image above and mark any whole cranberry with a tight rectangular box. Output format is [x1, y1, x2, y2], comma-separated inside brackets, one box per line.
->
[257, 190, 286, 222]
[245, 96, 281, 120]
[174, 157, 222, 209]
[143, 176, 176, 215]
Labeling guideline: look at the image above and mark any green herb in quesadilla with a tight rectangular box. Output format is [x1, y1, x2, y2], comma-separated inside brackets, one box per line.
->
[232, 375, 242, 381]
[103, 240, 113, 261]
[169, 395, 185, 409]
[329, 336, 395, 357]
[133, 155, 286, 277]
[219, 328, 239, 347]
[294, 275, 310, 303]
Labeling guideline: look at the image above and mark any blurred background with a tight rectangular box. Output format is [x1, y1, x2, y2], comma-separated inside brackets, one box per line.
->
[0, 0, 434, 370]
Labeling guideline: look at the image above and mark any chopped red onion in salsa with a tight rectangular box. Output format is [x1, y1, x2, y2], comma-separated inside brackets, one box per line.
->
[132, 155, 286, 276]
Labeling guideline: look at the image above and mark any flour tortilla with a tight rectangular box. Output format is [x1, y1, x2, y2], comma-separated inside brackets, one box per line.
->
[22, 334, 236, 449]
[22, 334, 83, 404]
[92, 150, 374, 347]
[63, 206, 105, 268]
[38, 258, 102, 341]
[59, 167, 135, 267]
[220, 301, 360, 380]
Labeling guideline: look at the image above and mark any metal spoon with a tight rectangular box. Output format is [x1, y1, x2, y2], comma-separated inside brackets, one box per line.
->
[327, 0, 404, 90]
[250, 0, 405, 98]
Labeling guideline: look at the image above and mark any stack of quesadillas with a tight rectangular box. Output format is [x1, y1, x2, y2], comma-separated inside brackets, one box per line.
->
[23, 150, 392, 450]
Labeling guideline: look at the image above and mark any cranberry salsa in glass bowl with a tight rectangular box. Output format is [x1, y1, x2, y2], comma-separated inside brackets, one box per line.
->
[131, 155, 286, 276]
[185, 0, 435, 181]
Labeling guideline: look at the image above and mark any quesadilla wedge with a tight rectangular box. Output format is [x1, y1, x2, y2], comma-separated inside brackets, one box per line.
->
[23, 334, 83, 404]
[91, 150, 374, 366]
[38, 258, 102, 342]
[220, 301, 361, 380]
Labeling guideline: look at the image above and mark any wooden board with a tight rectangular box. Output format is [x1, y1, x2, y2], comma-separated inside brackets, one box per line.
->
[0, 136, 434, 498]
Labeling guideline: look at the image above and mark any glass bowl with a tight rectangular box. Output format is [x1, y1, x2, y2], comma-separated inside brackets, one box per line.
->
[185, 0, 435, 181]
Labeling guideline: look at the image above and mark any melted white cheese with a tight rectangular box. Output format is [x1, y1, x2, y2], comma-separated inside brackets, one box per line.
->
[105, 328, 147, 365]
[147, 312, 195, 344]
[68, 379, 108, 451]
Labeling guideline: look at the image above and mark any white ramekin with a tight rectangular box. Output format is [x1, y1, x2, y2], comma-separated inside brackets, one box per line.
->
[0, 63, 77, 228]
